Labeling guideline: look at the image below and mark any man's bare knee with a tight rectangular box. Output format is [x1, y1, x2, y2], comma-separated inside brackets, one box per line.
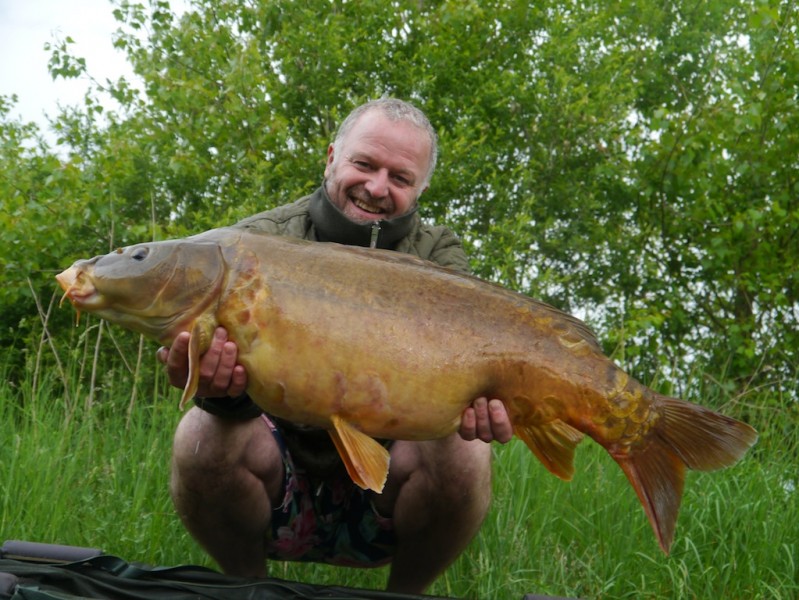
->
[174, 408, 258, 466]
[171, 408, 282, 501]
[434, 439, 492, 518]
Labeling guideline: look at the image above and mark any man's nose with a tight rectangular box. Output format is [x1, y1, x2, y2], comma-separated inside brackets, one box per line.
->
[364, 168, 389, 198]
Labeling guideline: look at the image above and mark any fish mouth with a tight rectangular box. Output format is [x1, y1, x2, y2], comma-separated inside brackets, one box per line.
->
[56, 267, 99, 308]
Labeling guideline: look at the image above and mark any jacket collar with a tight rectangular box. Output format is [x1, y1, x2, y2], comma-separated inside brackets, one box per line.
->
[308, 184, 419, 249]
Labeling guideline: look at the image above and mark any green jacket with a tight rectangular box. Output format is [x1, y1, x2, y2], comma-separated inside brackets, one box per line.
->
[234, 185, 470, 274]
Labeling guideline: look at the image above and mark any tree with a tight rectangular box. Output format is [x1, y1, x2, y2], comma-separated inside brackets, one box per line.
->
[609, 0, 799, 393]
[1, 0, 796, 401]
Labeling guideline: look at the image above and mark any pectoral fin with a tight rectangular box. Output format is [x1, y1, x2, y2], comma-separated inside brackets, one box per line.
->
[514, 419, 584, 480]
[177, 319, 218, 410]
[179, 328, 202, 410]
[328, 415, 390, 493]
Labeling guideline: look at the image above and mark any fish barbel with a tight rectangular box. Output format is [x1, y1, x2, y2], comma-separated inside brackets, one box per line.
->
[56, 227, 757, 553]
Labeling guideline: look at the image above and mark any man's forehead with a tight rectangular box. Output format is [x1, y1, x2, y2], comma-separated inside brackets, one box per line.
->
[342, 112, 431, 167]
[348, 111, 426, 142]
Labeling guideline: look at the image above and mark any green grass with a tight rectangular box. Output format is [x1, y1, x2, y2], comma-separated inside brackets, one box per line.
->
[1, 345, 797, 599]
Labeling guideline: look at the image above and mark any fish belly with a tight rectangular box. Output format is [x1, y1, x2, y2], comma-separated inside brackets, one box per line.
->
[238, 333, 482, 440]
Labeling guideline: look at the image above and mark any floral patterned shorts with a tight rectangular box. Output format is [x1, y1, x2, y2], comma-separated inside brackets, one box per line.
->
[262, 415, 396, 566]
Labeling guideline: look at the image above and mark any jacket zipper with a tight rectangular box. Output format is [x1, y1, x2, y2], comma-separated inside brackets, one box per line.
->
[369, 221, 382, 248]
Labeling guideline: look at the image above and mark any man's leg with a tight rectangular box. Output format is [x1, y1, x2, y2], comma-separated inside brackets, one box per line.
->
[374, 434, 493, 594]
[170, 407, 284, 577]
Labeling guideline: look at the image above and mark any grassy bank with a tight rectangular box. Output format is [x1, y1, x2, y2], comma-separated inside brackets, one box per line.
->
[1, 347, 796, 599]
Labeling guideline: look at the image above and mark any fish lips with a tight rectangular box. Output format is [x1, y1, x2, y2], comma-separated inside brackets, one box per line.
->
[56, 266, 102, 309]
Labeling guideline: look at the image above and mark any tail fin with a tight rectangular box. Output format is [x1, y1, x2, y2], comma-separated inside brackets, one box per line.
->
[614, 395, 757, 554]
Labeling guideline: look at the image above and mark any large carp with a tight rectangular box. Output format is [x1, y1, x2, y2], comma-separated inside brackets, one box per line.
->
[56, 227, 757, 554]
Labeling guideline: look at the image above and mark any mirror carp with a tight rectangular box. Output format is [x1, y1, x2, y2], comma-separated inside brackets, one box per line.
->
[56, 227, 757, 554]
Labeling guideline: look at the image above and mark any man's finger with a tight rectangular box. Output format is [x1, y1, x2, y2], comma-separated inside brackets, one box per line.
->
[227, 364, 249, 398]
[165, 331, 191, 387]
[198, 328, 229, 381]
[488, 398, 514, 444]
[472, 397, 494, 443]
[459, 407, 477, 441]
[156, 346, 169, 365]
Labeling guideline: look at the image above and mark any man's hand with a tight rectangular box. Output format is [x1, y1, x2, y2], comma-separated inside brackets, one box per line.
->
[156, 327, 248, 398]
[459, 397, 513, 444]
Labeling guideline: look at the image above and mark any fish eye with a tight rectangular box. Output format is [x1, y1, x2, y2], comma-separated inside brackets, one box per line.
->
[131, 247, 149, 261]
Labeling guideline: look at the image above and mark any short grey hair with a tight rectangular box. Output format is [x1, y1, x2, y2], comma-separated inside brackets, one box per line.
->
[333, 98, 439, 187]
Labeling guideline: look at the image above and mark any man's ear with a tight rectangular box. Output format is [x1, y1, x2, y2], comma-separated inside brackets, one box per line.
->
[324, 144, 335, 177]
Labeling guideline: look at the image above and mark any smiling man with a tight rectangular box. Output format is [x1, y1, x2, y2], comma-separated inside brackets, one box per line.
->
[324, 102, 432, 225]
[159, 98, 512, 594]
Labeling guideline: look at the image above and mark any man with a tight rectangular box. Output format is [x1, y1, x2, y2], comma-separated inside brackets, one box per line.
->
[158, 99, 512, 594]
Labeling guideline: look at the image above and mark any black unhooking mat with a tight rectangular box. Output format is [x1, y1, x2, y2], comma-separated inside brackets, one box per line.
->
[0, 541, 575, 600]
[0, 540, 449, 600]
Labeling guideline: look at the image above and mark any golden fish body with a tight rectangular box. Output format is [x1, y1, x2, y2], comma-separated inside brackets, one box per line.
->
[56, 227, 757, 553]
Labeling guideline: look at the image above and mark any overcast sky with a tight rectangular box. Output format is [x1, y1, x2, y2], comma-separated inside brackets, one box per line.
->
[0, 0, 141, 136]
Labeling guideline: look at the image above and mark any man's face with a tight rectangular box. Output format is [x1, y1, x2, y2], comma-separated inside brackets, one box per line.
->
[324, 110, 431, 224]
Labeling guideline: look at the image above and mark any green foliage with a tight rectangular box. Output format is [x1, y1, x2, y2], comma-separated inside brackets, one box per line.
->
[1, 0, 798, 395]
[620, 0, 799, 390]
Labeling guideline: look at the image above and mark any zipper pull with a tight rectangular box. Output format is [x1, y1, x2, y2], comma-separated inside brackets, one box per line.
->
[369, 221, 382, 248]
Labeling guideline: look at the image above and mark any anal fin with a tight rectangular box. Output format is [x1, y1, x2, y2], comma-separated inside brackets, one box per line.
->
[514, 419, 584, 480]
[328, 415, 390, 493]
